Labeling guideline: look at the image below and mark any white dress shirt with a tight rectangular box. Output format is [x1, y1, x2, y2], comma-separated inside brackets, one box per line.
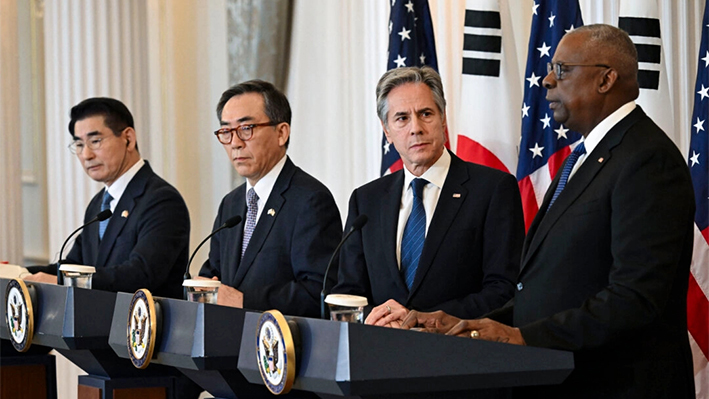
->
[244, 154, 288, 234]
[396, 150, 452, 269]
[104, 158, 145, 212]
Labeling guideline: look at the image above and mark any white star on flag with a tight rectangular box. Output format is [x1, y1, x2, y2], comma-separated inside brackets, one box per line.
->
[522, 103, 530, 118]
[690, 150, 700, 167]
[394, 54, 407, 68]
[565, 25, 575, 33]
[384, 141, 391, 154]
[398, 26, 411, 41]
[537, 42, 551, 58]
[698, 84, 709, 100]
[555, 125, 569, 139]
[695, 117, 705, 133]
[529, 143, 544, 158]
[540, 113, 551, 129]
[420, 53, 426, 64]
[391, 0, 396, 6]
[702, 51, 709, 68]
[549, 13, 556, 27]
[532, 2, 539, 15]
[389, 21, 393, 34]
[405, 0, 414, 13]
[527, 72, 541, 87]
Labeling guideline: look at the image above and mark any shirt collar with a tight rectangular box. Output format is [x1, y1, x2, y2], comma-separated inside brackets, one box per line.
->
[583, 101, 636, 155]
[246, 154, 288, 200]
[403, 149, 451, 191]
[105, 158, 145, 203]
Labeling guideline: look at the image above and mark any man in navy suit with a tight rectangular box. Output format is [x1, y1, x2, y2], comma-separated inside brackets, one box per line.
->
[403, 25, 695, 398]
[333, 66, 524, 326]
[199, 80, 342, 317]
[24, 97, 190, 299]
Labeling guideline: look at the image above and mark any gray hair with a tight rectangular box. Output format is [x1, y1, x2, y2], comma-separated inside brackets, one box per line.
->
[573, 24, 638, 81]
[376, 66, 446, 128]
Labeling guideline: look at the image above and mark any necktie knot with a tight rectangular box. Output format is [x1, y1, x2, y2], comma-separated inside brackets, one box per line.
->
[572, 142, 586, 156]
[247, 188, 259, 207]
[243, 188, 259, 258]
[411, 178, 427, 199]
[547, 141, 587, 211]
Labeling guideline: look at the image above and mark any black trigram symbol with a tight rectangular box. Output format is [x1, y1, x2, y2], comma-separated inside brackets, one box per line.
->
[462, 10, 501, 77]
[619, 17, 662, 90]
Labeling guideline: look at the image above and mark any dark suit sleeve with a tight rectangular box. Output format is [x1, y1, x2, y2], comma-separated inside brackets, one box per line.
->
[332, 189, 374, 304]
[520, 147, 694, 351]
[91, 185, 190, 294]
[423, 173, 523, 318]
[241, 188, 342, 316]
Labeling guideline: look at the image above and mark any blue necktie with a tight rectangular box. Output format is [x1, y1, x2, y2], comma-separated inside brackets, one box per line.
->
[242, 188, 259, 258]
[401, 178, 427, 290]
[547, 142, 586, 211]
[99, 190, 113, 240]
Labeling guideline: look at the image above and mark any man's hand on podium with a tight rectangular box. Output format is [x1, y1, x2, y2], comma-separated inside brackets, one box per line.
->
[365, 299, 409, 328]
[23, 272, 57, 284]
[194, 276, 243, 308]
[402, 311, 526, 345]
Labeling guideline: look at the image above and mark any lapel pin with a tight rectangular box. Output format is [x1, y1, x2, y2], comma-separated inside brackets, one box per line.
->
[598, 157, 604, 163]
[452, 193, 461, 198]
[121, 210, 129, 218]
[268, 209, 275, 217]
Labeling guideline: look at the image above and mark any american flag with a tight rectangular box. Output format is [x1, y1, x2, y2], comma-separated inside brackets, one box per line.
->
[516, 0, 583, 230]
[688, 0, 709, 393]
[381, 0, 439, 176]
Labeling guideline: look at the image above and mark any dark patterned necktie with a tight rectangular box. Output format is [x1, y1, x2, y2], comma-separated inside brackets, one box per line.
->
[547, 142, 586, 211]
[400, 178, 428, 290]
[242, 188, 259, 258]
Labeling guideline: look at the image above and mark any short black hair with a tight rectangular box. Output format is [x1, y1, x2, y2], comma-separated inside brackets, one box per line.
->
[216, 80, 291, 147]
[68, 97, 134, 138]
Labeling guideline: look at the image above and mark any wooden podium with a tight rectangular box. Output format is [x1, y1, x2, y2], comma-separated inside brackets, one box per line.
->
[0, 278, 180, 399]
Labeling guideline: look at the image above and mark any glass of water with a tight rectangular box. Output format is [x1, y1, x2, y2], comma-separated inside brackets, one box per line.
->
[182, 279, 220, 304]
[59, 265, 96, 289]
[325, 294, 368, 323]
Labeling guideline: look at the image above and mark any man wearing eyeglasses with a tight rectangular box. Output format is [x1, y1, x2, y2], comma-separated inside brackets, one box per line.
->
[24, 97, 190, 299]
[198, 80, 342, 317]
[402, 24, 695, 398]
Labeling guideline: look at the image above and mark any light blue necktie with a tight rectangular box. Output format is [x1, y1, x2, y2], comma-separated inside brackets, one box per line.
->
[547, 142, 586, 211]
[400, 178, 427, 290]
[242, 188, 259, 258]
[99, 190, 113, 240]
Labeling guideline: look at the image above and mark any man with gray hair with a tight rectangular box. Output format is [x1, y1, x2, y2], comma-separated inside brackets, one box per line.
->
[333, 66, 524, 326]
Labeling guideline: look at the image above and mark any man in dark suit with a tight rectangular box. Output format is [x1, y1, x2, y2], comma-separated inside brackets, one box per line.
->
[333, 66, 524, 326]
[403, 25, 696, 398]
[25, 97, 190, 299]
[198, 80, 342, 317]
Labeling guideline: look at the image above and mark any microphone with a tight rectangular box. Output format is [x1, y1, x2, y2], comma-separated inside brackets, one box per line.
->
[321, 214, 368, 319]
[57, 209, 113, 284]
[183, 215, 242, 298]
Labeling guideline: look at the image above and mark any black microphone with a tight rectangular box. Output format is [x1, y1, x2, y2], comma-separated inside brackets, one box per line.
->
[321, 214, 368, 319]
[183, 215, 242, 298]
[57, 209, 113, 284]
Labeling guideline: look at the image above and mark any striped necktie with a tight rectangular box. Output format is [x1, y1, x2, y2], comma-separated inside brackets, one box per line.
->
[400, 178, 428, 290]
[547, 142, 586, 211]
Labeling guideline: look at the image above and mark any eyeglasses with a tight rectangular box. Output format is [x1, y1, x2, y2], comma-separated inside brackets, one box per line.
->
[68, 135, 108, 154]
[214, 122, 278, 144]
[546, 62, 611, 80]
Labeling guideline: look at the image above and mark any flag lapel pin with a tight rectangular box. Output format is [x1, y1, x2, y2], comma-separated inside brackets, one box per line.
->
[598, 157, 604, 163]
[453, 193, 462, 198]
[121, 210, 129, 218]
[268, 209, 275, 217]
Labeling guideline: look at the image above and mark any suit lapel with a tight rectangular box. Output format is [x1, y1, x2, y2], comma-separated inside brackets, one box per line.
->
[96, 163, 151, 267]
[408, 153, 468, 299]
[233, 158, 295, 287]
[520, 107, 646, 272]
[380, 171, 409, 296]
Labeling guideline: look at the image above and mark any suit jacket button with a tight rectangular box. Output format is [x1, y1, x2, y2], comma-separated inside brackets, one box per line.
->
[517, 282, 524, 291]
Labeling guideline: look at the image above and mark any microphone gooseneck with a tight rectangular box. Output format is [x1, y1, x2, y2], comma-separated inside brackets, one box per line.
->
[183, 215, 242, 297]
[57, 209, 113, 284]
[321, 214, 368, 319]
